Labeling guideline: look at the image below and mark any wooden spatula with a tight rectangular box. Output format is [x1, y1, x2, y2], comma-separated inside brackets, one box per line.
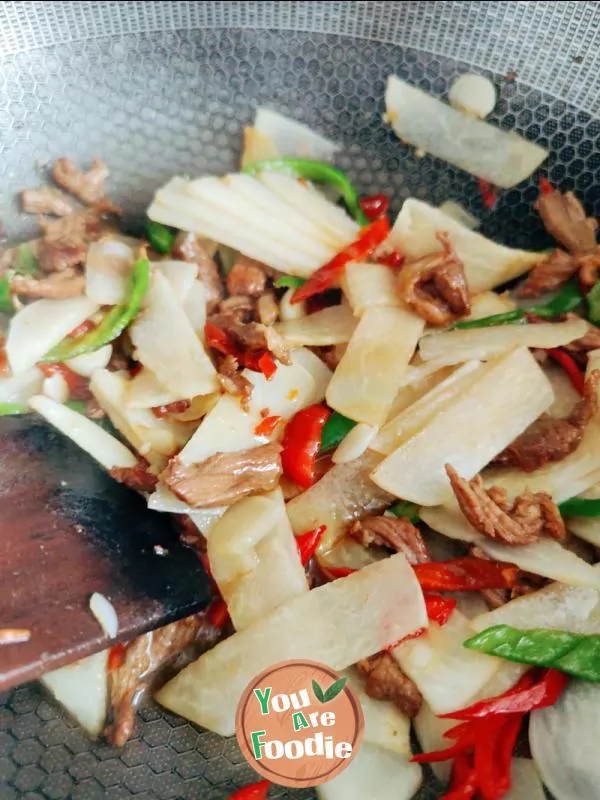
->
[0, 415, 210, 691]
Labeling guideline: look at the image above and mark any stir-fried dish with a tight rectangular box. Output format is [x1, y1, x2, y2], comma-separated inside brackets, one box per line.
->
[4, 97, 600, 800]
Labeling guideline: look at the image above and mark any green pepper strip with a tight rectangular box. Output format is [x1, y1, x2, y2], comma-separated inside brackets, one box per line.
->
[14, 243, 39, 276]
[465, 624, 600, 683]
[0, 275, 13, 314]
[243, 158, 370, 226]
[0, 403, 29, 416]
[388, 500, 420, 523]
[319, 411, 356, 452]
[274, 275, 307, 289]
[452, 279, 584, 330]
[558, 496, 600, 518]
[146, 220, 175, 254]
[587, 281, 600, 326]
[43, 257, 150, 362]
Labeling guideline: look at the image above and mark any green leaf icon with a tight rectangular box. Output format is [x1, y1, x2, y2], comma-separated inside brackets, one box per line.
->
[323, 677, 348, 702]
[312, 679, 325, 703]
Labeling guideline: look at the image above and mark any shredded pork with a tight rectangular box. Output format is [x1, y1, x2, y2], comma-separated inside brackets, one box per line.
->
[162, 442, 283, 508]
[576, 249, 600, 290]
[216, 354, 253, 410]
[207, 312, 290, 364]
[537, 188, 598, 254]
[226, 256, 267, 297]
[397, 232, 470, 326]
[172, 232, 223, 312]
[51, 157, 111, 206]
[446, 464, 565, 545]
[357, 652, 422, 719]
[517, 249, 578, 298]
[349, 516, 429, 565]
[109, 460, 159, 493]
[21, 187, 74, 217]
[10, 268, 85, 299]
[257, 290, 279, 326]
[107, 614, 216, 746]
[494, 370, 599, 472]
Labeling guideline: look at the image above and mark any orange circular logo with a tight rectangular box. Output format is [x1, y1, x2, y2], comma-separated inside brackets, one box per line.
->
[236, 660, 364, 788]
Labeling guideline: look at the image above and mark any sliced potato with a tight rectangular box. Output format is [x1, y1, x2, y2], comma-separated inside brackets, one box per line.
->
[275, 304, 357, 347]
[341, 262, 401, 316]
[41, 651, 108, 738]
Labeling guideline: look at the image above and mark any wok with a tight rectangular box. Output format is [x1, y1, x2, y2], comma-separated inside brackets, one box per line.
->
[1, 1, 599, 797]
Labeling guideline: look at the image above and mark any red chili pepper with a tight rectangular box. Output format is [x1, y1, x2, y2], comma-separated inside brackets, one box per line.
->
[108, 643, 127, 672]
[545, 348, 585, 395]
[254, 415, 283, 437]
[478, 179, 498, 210]
[206, 597, 230, 630]
[359, 193, 390, 221]
[539, 176, 554, 195]
[413, 556, 519, 592]
[424, 593, 457, 627]
[38, 362, 89, 399]
[280, 403, 331, 488]
[296, 525, 326, 566]
[291, 217, 391, 304]
[226, 780, 270, 800]
[205, 322, 278, 380]
[68, 319, 97, 338]
[377, 250, 405, 268]
[444, 752, 478, 800]
[257, 352, 277, 380]
[412, 728, 475, 764]
[205, 321, 238, 356]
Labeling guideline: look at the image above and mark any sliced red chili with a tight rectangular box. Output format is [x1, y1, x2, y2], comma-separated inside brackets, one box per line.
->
[478, 179, 498, 210]
[226, 780, 270, 800]
[254, 415, 283, 437]
[295, 525, 326, 566]
[359, 193, 390, 221]
[257, 352, 277, 380]
[377, 250, 405, 268]
[414, 556, 519, 592]
[280, 403, 331, 488]
[108, 643, 127, 672]
[424, 593, 457, 627]
[545, 348, 585, 396]
[291, 217, 391, 304]
[539, 176, 554, 195]
[443, 752, 478, 800]
[38, 361, 89, 399]
[68, 319, 97, 338]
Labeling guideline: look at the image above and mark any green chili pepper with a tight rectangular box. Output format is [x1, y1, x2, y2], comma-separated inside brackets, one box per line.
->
[146, 220, 175, 254]
[464, 624, 600, 683]
[0, 275, 13, 314]
[388, 500, 420, 523]
[243, 158, 370, 226]
[319, 411, 357, 452]
[274, 275, 307, 289]
[43, 257, 150, 362]
[587, 281, 600, 326]
[0, 403, 29, 416]
[14, 243, 39, 276]
[452, 279, 584, 330]
[558, 497, 600, 517]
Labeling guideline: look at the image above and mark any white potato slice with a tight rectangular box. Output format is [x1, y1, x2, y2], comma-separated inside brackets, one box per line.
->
[341, 262, 401, 316]
[387, 198, 544, 293]
[65, 344, 112, 378]
[156, 554, 427, 736]
[182, 280, 207, 333]
[125, 368, 180, 409]
[41, 651, 108, 738]
[244, 107, 341, 165]
[466, 290, 516, 320]
[326, 305, 424, 426]
[209, 490, 308, 631]
[394, 610, 500, 714]
[6, 295, 98, 373]
[419, 318, 587, 364]
[332, 422, 378, 464]
[317, 743, 422, 800]
[385, 76, 547, 188]
[371, 349, 553, 505]
[129, 270, 217, 399]
[275, 304, 357, 347]
[0, 367, 43, 404]
[84, 236, 138, 305]
[156, 260, 197, 303]
[29, 395, 137, 471]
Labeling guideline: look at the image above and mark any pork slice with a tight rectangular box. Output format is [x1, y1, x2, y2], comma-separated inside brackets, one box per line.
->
[356, 652, 422, 719]
[349, 516, 429, 565]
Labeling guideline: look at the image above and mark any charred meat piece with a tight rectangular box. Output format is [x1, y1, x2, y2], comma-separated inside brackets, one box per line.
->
[107, 613, 216, 747]
[576, 249, 600, 290]
[309, 345, 344, 371]
[161, 442, 283, 508]
[494, 370, 599, 472]
[172, 232, 223, 312]
[10, 268, 85, 299]
[110, 460, 159, 493]
[397, 232, 470, 326]
[517, 249, 578, 298]
[226, 256, 267, 298]
[357, 652, 422, 719]
[216, 354, 253, 410]
[537, 188, 597, 254]
[446, 464, 565, 546]
[21, 187, 74, 217]
[207, 312, 290, 364]
[51, 157, 111, 206]
[349, 516, 429, 565]
[37, 209, 107, 273]
[218, 295, 255, 322]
